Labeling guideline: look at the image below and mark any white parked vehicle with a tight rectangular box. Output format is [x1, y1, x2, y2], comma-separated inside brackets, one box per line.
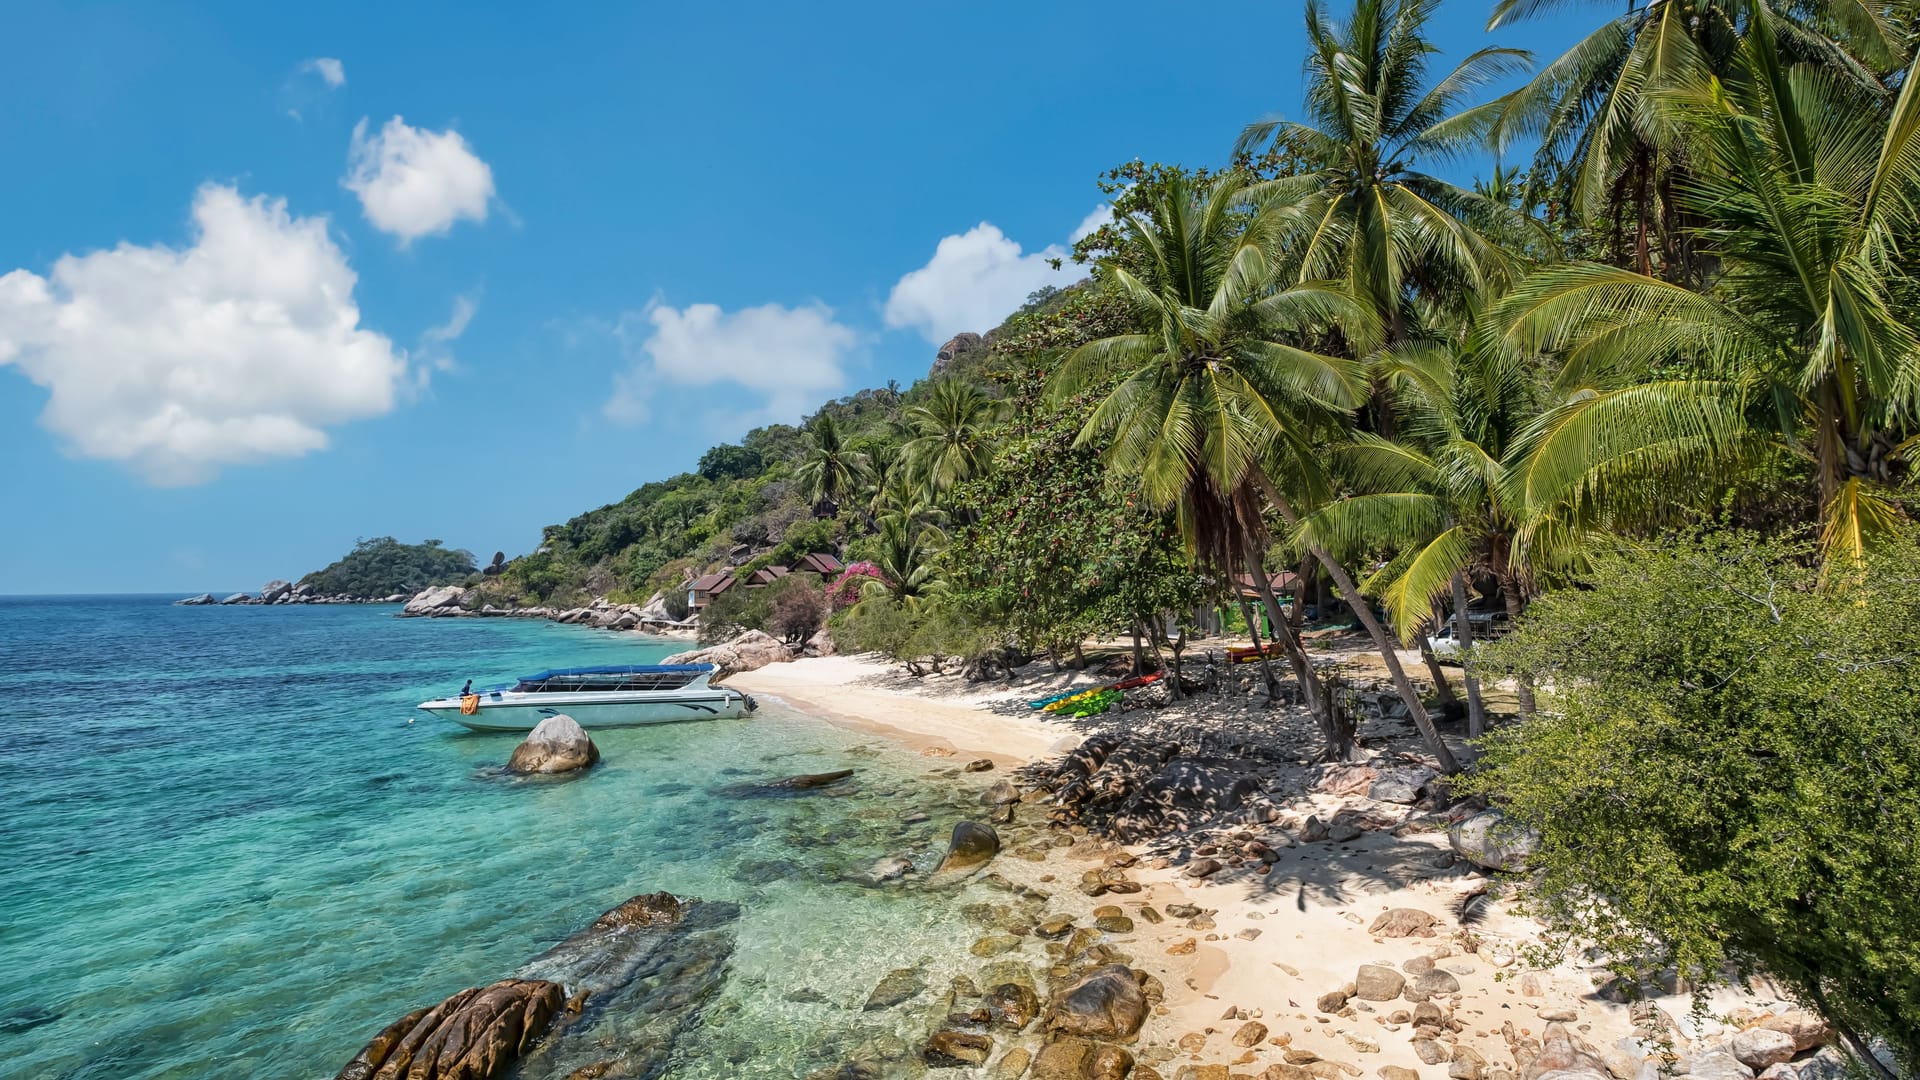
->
[1426, 612, 1509, 660]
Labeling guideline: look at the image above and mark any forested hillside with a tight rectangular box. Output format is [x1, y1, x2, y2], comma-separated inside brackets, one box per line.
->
[299, 537, 478, 598]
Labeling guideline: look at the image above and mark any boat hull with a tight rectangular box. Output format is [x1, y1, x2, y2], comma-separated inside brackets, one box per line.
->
[419, 689, 752, 732]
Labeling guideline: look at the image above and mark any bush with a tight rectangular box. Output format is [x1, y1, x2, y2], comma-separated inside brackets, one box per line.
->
[826, 562, 886, 610]
[767, 577, 827, 643]
[1467, 531, 1920, 1069]
[698, 584, 771, 644]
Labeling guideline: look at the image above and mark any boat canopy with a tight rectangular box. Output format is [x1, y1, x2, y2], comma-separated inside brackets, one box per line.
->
[506, 664, 715, 694]
[517, 664, 713, 681]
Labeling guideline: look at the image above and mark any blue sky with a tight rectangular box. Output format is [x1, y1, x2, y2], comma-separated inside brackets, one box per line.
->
[0, 2, 1578, 594]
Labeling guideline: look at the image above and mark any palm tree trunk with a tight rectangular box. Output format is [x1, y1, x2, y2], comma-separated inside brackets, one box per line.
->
[1499, 578, 1537, 718]
[1246, 548, 1352, 760]
[1234, 595, 1282, 698]
[1264, 491, 1461, 772]
[1451, 572, 1488, 738]
[1419, 624, 1458, 708]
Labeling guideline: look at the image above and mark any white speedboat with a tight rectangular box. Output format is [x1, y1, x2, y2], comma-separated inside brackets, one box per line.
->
[418, 665, 756, 731]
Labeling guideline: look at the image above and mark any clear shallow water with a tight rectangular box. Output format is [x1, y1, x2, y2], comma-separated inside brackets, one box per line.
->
[0, 597, 1001, 1079]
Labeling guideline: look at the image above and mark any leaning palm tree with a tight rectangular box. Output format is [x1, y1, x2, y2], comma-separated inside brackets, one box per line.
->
[1490, 17, 1920, 562]
[793, 413, 870, 517]
[903, 379, 1004, 497]
[1297, 333, 1547, 733]
[1055, 169, 1462, 770]
[1237, 0, 1537, 432]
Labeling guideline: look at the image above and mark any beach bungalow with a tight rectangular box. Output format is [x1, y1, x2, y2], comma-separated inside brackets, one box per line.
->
[744, 565, 791, 589]
[688, 572, 737, 612]
[790, 552, 844, 576]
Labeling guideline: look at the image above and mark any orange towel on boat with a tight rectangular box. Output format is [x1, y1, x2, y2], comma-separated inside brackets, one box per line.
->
[459, 694, 480, 715]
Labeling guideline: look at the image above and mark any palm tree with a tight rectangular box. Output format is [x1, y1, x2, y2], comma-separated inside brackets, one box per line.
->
[861, 516, 947, 608]
[1490, 18, 1920, 562]
[794, 413, 870, 517]
[1296, 334, 1544, 733]
[903, 379, 1004, 497]
[1055, 170, 1463, 769]
[1236, 0, 1536, 432]
[1486, 0, 1906, 277]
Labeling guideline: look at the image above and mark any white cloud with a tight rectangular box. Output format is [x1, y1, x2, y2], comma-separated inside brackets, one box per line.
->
[604, 301, 856, 426]
[0, 185, 407, 485]
[883, 223, 1083, 344]
[302, 57, 346, 88]
[345, 116, 494, 244]
[415, 293, 477, 383]
[1071, 204, 1115, 242]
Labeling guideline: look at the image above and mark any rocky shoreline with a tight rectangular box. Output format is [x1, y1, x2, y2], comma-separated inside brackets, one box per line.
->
[717, 654, 1875, 1080]
[393, 584, 700, 637]
[176, 579, 410, 607]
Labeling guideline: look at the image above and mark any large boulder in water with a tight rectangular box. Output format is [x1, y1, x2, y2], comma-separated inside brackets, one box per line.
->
[662, 630, 793, 680]
[506, 715, 600, 774]
[1043, 964, 1150, 1040]
[403, 585, 472, 617]
[1450, 809, 1540, 872]
[259, 579, 293, 604]
[334, 978, 564, 1080]
[936, 821, 1000, 873]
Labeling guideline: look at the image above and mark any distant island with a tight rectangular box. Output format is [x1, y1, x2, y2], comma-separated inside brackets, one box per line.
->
[178, 536, 492, 606]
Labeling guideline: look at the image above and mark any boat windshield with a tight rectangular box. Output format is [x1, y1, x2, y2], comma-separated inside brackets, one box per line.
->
[509, 665, 708, 694]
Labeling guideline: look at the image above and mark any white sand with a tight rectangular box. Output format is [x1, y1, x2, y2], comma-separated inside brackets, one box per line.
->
[729, 651, 1798, 1078]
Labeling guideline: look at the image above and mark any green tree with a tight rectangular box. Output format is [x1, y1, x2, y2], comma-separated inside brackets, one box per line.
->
[1053, 169, 1415, 762]
[1467, 531, 1920, 1076]
[946, 374, 1205, 669]
[1490, 24, 1920, 562]
[299, 537, 478, 598]
[1486, 0, 1907, 275]
[794, 413, 871, 516]
[902, 379, 1004, 497]
[1236, 0, 1536, 430]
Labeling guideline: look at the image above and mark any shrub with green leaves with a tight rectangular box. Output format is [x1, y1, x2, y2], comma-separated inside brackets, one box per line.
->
[1468, 532, 1920, 1069]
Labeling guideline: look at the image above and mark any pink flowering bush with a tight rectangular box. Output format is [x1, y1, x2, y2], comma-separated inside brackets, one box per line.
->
[825, 562, 886, 610]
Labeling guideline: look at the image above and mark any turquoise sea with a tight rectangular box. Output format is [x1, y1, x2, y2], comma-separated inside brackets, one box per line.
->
[0, 596, 1001, 1079]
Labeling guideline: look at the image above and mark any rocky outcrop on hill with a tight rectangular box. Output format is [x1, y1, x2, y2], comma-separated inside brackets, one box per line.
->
[505, 715, 600, 775]
[932, 331, 987, 377]
[662, 630, 793, 679]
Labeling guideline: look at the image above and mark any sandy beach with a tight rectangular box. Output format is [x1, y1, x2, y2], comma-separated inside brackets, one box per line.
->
[731, 650, 1826, 1080]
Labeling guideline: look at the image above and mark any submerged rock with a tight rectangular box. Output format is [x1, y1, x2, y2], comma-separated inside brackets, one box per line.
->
[764, 769, 856, 790]
[924, 1030, 994, 1067]
[1044, 964, 1149, 1040]
[865, 968, 927, 1010]
[938, 822, 1001, 873]
[506, 715, 600, 775]
[177, 593, 216, 606]
[334, 978, 564, 1080]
